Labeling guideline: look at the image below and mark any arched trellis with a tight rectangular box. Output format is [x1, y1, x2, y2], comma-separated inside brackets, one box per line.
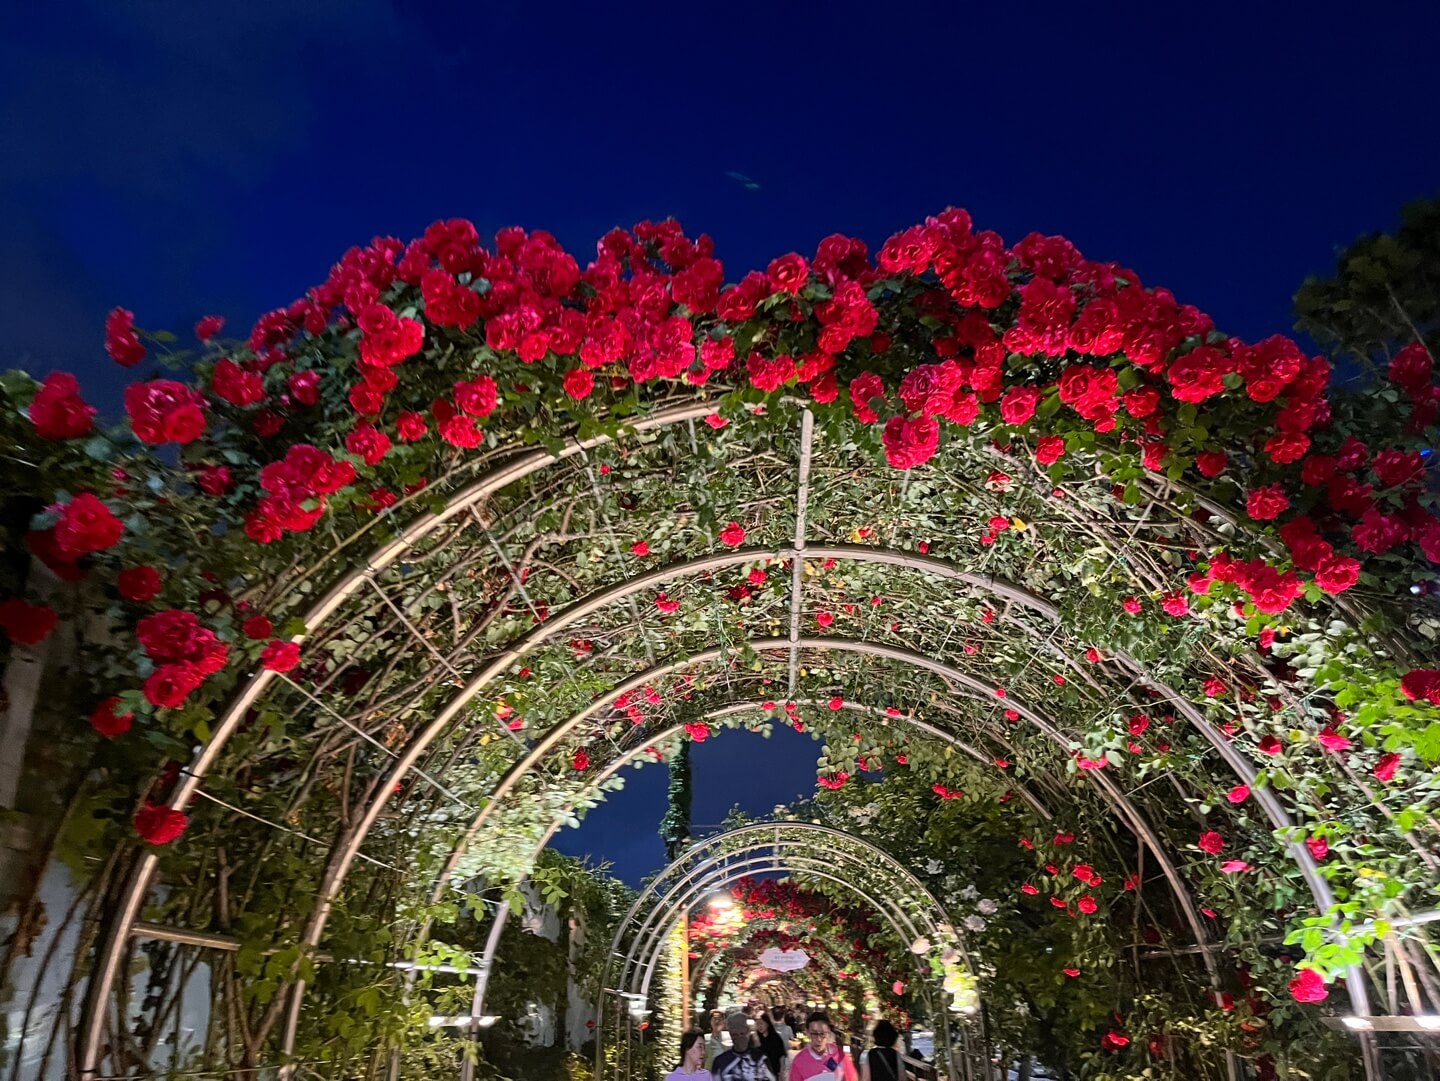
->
[426, 641, 1245, 1081]
[68, 393, 1404, 1081]
[593, 823, 984, 1081]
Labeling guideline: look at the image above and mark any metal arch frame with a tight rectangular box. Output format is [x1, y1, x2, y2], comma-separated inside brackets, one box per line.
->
[613, 829, 966, 978]
[451, 640, 1244, 1080]
[626, 857, 949, 1002]
[76, 400, 720, 1075]
[617, 859, 968, 1081]
[445, 637, 1223, 970]
[271, 541, 1291, 1062]
[594, 823, 977, 1080]
[75, 393, 1366, 1074]
[405, 694, 1056, 1062]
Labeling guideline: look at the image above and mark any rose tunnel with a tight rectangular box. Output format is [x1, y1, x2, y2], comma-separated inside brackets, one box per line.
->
[4, 210, 1440, 1081]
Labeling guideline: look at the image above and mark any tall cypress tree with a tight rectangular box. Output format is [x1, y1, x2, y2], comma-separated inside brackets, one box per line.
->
[660, 740, 693, 860]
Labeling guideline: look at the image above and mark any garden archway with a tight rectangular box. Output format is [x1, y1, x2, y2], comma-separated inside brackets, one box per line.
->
[7, 208, 1438, 1081]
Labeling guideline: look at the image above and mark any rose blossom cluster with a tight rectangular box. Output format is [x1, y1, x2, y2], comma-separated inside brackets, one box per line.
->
[11, 208, 1437, 876]
[136, 609, 229, 708]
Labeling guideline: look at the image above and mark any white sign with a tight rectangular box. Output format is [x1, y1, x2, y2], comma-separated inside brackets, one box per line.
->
[758, 947, 809, 971]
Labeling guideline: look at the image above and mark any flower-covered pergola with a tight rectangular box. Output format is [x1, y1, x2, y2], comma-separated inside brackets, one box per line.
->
[4, 207, 1440, 1080]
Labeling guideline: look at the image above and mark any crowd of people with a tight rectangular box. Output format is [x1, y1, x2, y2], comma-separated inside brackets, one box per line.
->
[666, 1005, 916, 1081]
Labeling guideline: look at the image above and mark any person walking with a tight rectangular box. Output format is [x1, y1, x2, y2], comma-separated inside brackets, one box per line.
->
[789, 1012, 846, 1081]
[668, 1029, 715, 1081]
[755, 1010, 788, 1081]
[712, 1012, 776, 1081]
[859, 1021, 910, 1081]
[705, 1009, 731, 1070]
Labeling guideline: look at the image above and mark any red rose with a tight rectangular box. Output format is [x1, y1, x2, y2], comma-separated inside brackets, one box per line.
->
[1122, 596, 1143, 614]
[125, 379, 207, 445]
[1195, 451, 1227, 478]
[1388, 342, 1433, 396]
[849, 372, 886, 424]
[766, 253, 809, 295]
[134, 802, 188, 845]
[0, 598, 58, 645]
[144, 662, 205, 708]
[999, 386, 1041, 425]
[196, 464, 233, 496]
[572, 749, 591, 771]
[454, 375, 499, 418]
[1400, 668, 1440, 705]
[210, 358, 265, 406]
[242, 615, 274, 640]
[1288, 968, 1328, 1004]
[719, 522, 747, 547]
[1197, 831, 1225, 854]
[1100, 1031, 1129, 1052]
[261, 640, 301, 673]
[54, 492, 124, 559]
[1035, 435, 1066, 465]
[396, 412, 428, 441]
[137, 609, 213, 662]
[1122, 385, 1161, 418]
[1226, 785, 1249, 804]
[105, 307, 146, 367]
[1166, 346, 1229, 403]
[563, 368, 595, 400]
[1077, 895, 1098, 914]
[1161, 592, 1189, 617]
[30, 372, 97, 439]
[433, 400, 483, 448]
[89, 696, 135, 738]
[1372, 449, 1423, 489]
[345, 422, 391, 466]
[882, 414, 940, 470]
[349, 382, 384, 416]
[1305, 836, 1328, 860]
[1264, 431, 1309, 465]
[357, 303, 424, 367]
[288, 370, 321, 406]
[1374, 752, 1400, 783]
[1057, 364, 1119, 420]
[195, 314, 225, 342]
[117, 565, 162, 603]
[1245, 485, 1289, 521]
[1313, 555, 1360, 594]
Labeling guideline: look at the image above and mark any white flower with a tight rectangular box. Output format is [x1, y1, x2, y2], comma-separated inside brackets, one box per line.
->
[924, 858, 944, 875]
[977, 898, 997, 915]
[964, 915, 987, 933]
[959, 885, 979, 900]
[909, 936, 931, 955]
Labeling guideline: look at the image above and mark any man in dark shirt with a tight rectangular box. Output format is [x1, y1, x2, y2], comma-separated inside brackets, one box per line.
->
[713, 1011, 776, 1081]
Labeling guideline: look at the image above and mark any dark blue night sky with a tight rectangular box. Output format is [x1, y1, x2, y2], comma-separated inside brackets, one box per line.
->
[4, 1, 1437, 884]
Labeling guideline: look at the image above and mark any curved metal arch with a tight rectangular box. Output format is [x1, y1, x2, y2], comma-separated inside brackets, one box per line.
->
[626, 856, 948, 1003]
[73, 385, 1373, 1078]
[424, 696, 1056, 1059]
[459, 637, 1222, 973]
[522, 696, 1056, 868]
[247, 527, 1343, 1055]
[78, 400, 723, 1074]
[604, 829, 967, 990]
[613, 846, 950, 996]
[606, 823, 967, 981]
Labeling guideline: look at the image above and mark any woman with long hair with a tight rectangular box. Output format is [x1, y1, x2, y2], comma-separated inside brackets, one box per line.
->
[755, 1011, 788, 1081]
[668, 1029, 714, 1081]
[858, 1020, 910, 1081]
